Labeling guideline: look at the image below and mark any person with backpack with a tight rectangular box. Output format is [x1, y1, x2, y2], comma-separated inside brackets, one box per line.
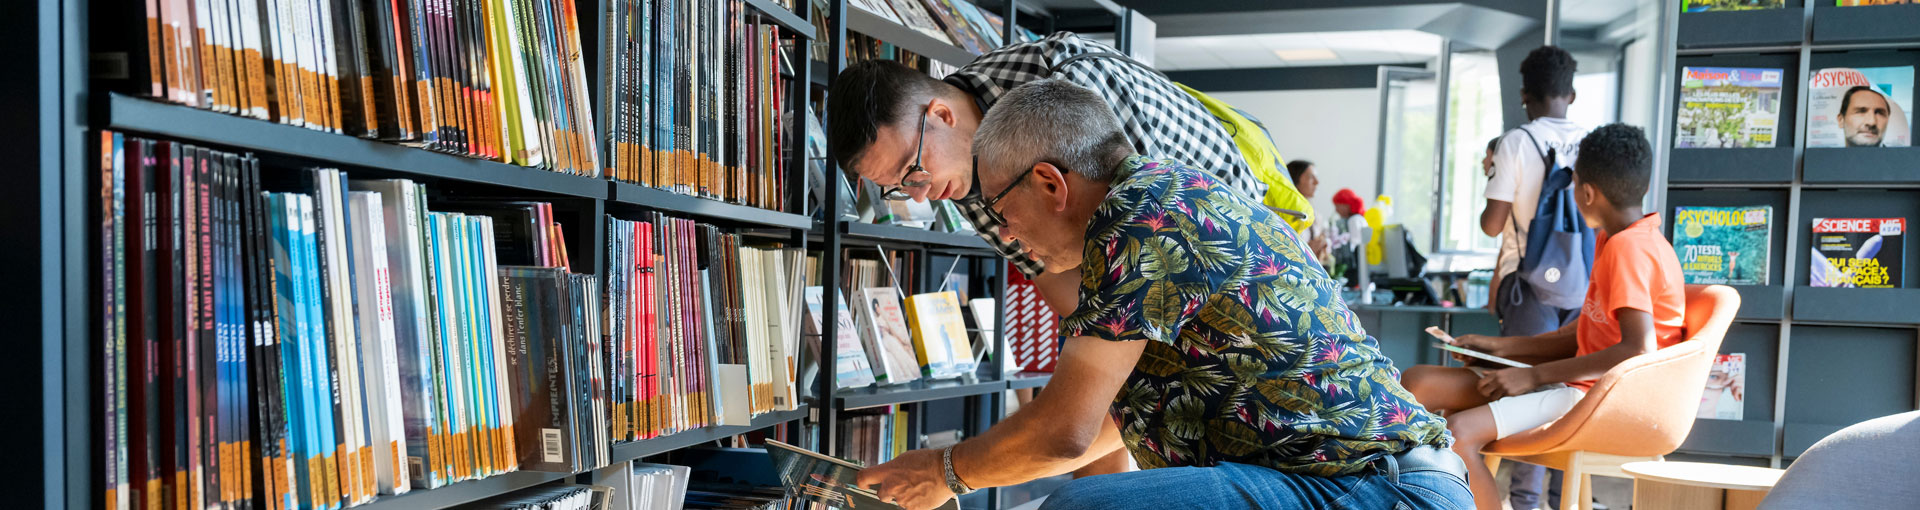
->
[1399, 124, 1681, 510]
[1467, 45, 1593, 510]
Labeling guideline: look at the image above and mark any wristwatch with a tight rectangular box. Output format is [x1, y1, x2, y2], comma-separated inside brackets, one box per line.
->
[942, 446, 976, 495]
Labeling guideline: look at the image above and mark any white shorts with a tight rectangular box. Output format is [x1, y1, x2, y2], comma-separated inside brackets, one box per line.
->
[1484, 385, 1587, 439]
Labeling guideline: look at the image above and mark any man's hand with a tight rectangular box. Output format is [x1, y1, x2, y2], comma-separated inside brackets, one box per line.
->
[856, 448, 955, 510]
[1477, 367, 1538, 400]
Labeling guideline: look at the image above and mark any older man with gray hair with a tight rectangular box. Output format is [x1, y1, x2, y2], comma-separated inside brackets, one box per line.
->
[853, 79, 1473, 510]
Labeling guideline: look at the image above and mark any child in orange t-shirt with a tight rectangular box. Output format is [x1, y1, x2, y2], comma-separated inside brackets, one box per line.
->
[1398, 124, 1686, 510]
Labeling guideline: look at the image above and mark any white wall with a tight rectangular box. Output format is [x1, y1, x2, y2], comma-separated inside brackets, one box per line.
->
[1208, 88, 1381, 227]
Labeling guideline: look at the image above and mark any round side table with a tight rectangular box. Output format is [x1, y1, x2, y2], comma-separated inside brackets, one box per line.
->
[1621, 461, 1784, 510]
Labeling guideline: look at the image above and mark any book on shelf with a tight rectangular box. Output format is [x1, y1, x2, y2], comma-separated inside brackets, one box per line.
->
[882, 0, 957, 47]
[459, 483, 596, 510]
[903, 291, 976, 379]
[844, 32, 957, 76]
[1810, 217, 1906, 288]
[89, 0, 602, 175]
[804, 286, 879, 389]
[919, 0, 989, 54]
[848, 0, 906, 25]
[1808, 66, 1914, 148]
[1697, 353, 1746, 421]
[1683, 0, 1786, 11]
[1676, 67, 1784, 149]
[854, 287, 924, 385]
[600, 0, 793, 213]
[1837, 0, 1914, 5]
[967, 297, 996, 364]
[949, 0, 1004, 49]
[500, 266, 608, 473]
[588, 461, 694, 510]
[603, 213, 806, 437]
[1673, 206, 1773, 286]
[103, 130, 805, 509]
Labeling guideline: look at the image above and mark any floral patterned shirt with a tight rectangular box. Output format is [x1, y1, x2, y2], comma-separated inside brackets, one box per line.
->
[1061, 156, 1450, 477]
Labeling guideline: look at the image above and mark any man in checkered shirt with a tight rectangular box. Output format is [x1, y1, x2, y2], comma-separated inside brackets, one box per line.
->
[828, 32, 1287, 317]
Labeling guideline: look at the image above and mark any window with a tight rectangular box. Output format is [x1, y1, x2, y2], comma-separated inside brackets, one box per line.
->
[1436, 52, 1503, 254]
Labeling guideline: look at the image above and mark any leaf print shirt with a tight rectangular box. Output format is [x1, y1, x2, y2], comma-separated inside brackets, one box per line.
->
[1061, 156, 1450, 477]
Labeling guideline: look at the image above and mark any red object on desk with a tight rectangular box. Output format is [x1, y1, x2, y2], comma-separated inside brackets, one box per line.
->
[1005, 265, 1059, 373]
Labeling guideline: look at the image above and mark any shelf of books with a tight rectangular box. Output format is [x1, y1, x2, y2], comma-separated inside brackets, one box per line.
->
[845, 1, 981, 66]
[838, 378, 1008, 410]
[608, 181, 814, 230]
[34, 0, 1123, 505]
[1665, 0, 1920, 467]
[843, 221, 996, 250]
[745, 0, 815, 33]
[103, 93, 611, 200]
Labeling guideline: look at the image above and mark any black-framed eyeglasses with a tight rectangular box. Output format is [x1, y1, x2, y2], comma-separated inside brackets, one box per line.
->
[880, 110, 933, 200]
[977, 164, 1035, 226]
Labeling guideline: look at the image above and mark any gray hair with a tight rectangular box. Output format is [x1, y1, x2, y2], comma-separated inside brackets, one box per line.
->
[973, 79, 1134, 184]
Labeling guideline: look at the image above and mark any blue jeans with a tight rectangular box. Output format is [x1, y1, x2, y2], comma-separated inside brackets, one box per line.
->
[1038, 460, 1472, 510]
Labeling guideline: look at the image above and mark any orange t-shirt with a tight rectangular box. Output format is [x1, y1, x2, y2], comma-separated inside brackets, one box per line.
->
[1570, 213, 1687, 391]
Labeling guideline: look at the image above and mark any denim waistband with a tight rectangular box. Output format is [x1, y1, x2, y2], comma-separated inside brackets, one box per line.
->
[1376, 445, 1469, 484]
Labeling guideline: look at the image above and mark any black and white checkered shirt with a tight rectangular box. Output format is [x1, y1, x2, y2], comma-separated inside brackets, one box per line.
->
[946, 32, 1260, 276]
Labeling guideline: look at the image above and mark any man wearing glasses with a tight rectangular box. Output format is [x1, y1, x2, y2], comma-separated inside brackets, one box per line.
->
[853, 79, 1470, 510]
[826, 32, 1300, 318]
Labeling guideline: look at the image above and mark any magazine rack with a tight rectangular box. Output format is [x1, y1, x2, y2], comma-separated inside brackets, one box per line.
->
[1658, 1, 1920, 470]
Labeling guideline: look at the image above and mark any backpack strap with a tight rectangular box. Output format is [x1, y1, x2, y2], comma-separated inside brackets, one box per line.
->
[1503, 126, 1555, 242]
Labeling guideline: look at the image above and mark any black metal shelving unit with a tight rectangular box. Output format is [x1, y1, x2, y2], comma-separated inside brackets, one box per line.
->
[1660, 1, 1920, 468]
[17, 0, 1150, 506]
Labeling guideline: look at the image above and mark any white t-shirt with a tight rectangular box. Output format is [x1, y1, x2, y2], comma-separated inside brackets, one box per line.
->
[1485, 117, 1588, 280]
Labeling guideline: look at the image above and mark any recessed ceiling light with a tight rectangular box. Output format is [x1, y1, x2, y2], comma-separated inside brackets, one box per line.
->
[1272, 48, 1338, 61]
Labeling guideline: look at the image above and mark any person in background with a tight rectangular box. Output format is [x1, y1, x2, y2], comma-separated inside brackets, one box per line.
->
[1476, 45, 1591, 510]
[853, 78, 1469, 510]
[1287, 160, 1330, 261]
[1401, 123, 1686, 510]
[1332, 187, 1370, 251]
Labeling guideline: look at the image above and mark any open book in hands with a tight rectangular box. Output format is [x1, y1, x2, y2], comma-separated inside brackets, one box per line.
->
[1425, 326, 1532, 369]
[766, 440, 961, 510]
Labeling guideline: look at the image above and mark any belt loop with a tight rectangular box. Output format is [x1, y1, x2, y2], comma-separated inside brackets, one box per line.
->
[1383, 452, 1401, 484]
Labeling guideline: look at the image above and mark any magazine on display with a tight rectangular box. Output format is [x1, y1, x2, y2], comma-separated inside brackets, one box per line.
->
[1837, 1, 1914, 5]
[1673, 206, 1773, 285]
[1676, 67, 1786, 149]
[1684, 0, 1786, 10]
[1698, 353, 1746, 421]
[1808, 66, 1914, 148]
[1809, 217, 1905, 288]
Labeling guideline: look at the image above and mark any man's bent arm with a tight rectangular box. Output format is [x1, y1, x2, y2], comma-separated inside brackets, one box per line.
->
[1480, 199, 1512, 238]
[950, 336, 1143, 488]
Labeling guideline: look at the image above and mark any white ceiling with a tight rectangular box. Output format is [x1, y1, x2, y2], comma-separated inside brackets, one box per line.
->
[1560, 0, 1639, 30]
[1153, 30, 1442, 71]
